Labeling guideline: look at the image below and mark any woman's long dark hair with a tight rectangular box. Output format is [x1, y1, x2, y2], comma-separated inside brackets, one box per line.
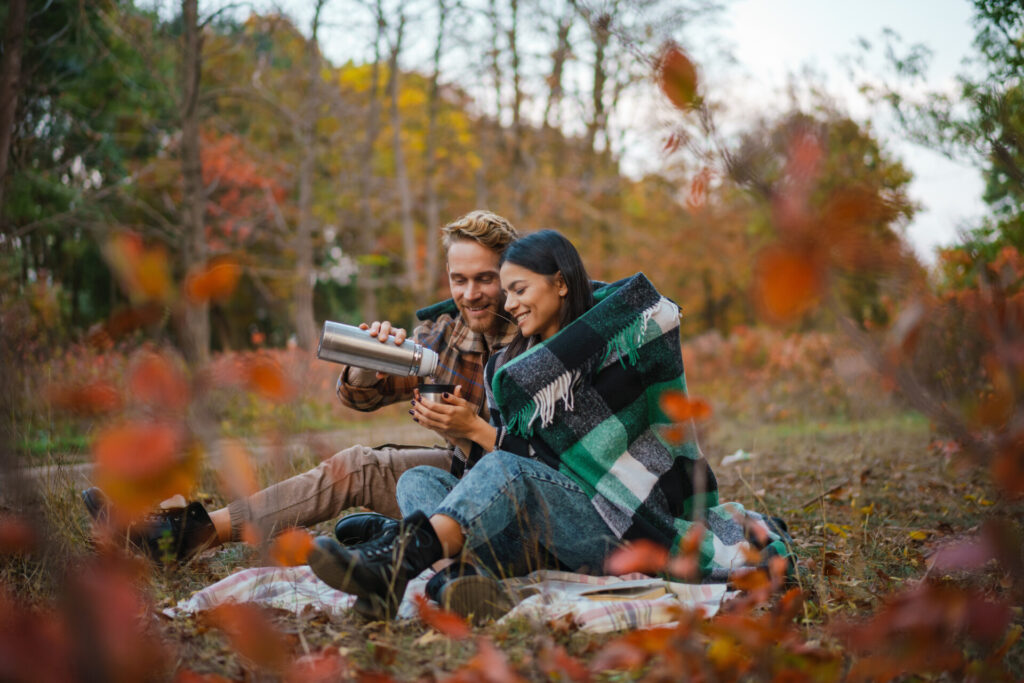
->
[499, 229, 595, 362]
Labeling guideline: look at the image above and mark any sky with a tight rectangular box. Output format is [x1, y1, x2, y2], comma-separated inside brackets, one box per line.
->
[279, 0, 987, 264]
[713, 0, 986, 262]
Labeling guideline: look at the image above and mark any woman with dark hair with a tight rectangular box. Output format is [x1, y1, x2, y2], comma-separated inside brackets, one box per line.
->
[308, 230, 790, 621]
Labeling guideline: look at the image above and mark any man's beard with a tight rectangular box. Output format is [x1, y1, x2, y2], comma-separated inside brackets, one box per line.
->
[460, 300, 506, 334]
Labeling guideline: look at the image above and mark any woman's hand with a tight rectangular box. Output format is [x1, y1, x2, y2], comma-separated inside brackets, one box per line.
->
[411, 385, 496, 451]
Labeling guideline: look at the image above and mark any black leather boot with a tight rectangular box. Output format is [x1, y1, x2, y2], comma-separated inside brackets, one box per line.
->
[309, 510, 443, 620]
[82, 487, 217, 565]
[334, 512, 399, 545]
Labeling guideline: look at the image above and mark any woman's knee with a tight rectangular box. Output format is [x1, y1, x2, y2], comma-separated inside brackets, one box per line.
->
[470, 450, 528, 482]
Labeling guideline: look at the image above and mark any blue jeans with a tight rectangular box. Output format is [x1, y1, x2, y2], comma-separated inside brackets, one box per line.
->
[396, 450, 620, 578]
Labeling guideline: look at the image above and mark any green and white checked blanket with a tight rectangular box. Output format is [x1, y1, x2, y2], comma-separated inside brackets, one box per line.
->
[486, 273, 790, 581]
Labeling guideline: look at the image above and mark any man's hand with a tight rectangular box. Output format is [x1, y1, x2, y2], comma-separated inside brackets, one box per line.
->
[357, 321, 408, 380]
[361, 320, 407, 345]
[411, 385, 496, 450]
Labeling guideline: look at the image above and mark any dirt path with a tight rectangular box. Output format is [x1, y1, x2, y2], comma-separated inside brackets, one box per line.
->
[4, 420, 439, 504]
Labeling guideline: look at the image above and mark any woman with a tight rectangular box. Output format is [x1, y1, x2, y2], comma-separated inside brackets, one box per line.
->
[309, 230, 789, 620]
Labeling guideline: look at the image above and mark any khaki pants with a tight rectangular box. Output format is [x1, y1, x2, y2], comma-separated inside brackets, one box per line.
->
[226, 444, 453, 541]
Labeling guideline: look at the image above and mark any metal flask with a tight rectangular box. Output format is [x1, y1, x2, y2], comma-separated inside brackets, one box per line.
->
[316, 321, 439, 377]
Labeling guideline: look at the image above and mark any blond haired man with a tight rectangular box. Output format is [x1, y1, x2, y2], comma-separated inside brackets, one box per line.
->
[84, 211, 519, 561]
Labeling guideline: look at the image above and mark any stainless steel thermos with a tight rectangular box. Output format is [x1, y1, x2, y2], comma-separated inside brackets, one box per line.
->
[316, 321, 438, 377]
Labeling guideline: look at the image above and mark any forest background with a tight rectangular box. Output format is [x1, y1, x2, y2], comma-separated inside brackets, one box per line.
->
[1, 0, 1023, 680]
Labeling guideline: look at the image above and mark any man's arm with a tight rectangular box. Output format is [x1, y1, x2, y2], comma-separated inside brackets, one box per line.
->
[335, 365, 418, 411]
[334, 319, 433, 411]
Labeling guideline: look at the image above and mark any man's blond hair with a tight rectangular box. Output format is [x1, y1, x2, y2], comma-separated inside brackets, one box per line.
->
[441, 210, 519, 253]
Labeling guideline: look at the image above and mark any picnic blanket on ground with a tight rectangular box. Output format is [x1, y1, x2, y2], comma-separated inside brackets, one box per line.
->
[164, 567, 736, 634]
[488, 273, 791, 581]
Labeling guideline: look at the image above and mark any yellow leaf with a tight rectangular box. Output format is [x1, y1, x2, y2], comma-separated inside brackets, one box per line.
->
[859, 503, 875, 515]
[825, 523, 848, 538]
[909, 530, 930, 541]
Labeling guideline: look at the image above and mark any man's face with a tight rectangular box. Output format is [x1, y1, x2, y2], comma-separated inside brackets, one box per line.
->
[446, 239, 506, 334]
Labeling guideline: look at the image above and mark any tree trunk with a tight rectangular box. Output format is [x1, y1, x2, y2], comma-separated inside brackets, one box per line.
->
[293, 1, 327, 350]
[423, 0, 448, 304]
[387, 15, 419, 298]
[356, 2, 385, 322]
[508, 0, 527, 220]
[180, 0, 209, 365]
[584, 12, 610, 156]
[0, 0, 26, 221]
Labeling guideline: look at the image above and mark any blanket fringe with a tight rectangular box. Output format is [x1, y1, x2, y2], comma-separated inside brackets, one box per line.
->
[508, 299, 663, 438]
[601, 301, 660, 368]
[507, 368, 581, 437]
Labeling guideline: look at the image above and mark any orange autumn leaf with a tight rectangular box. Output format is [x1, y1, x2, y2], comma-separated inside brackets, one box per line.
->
[46, 380, 122, 416]
[245, 356, 294, 402]
[218, 440, 259, 501]
[241, 522, 263, 548]
[413, 594, 471, 640]
[754, 244, 825, 323]
[657, 44, 698, 110]
[604, 539, 669, 575]
[92, 421, 197, 523]
[104, 233, 173, 303]
[206, 603, 290, 671]
[659, 390, 712, 422]
[731, 568, 771, 592]
[659, 423, 689, 445]
[184, 256, 242, 303]
[129, 351, 189, 411]
[269, 528, 314, 567]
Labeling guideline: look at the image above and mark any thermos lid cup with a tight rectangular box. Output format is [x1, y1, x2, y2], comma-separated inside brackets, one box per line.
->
[418, 383, 455, 404]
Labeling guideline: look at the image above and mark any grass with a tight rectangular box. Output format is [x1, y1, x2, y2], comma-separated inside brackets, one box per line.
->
[4, 406, 1023, 679]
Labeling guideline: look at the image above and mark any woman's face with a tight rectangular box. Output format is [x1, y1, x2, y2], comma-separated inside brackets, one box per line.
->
[500, 262, 567, 341]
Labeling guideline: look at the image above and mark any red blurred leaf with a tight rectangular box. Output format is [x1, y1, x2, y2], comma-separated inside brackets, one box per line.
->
[206, 603, 290, 671]
[462, 638, 525, 683]
[991, 447, 1024, 499]
[686, 168, 710, 212]
[71, 557, 170, 682]
[927, 537, 996, 572]
[659, 390, 712, 422]
[46, 380, 121, 416]
[90, 302, 166, 347]
[184, 256, 242, 304]
[754, 244, 825, 323]
[413, 594, 471, 640]
[604, 539, 668, 575]
[285, 649, 350, 683]
[0, 515, 35, 555]
[129, 351, 189, 411]
[538, 642, 590, 683]
[175, 670, 236, 683]
[269, 528, 314, 567]
[657, 44, 698, 110]
[92, 420, 197, 524]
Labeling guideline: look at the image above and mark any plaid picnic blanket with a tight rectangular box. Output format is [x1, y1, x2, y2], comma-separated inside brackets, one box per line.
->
[488, 273, 790, 581]
[165, 566, 734, 634]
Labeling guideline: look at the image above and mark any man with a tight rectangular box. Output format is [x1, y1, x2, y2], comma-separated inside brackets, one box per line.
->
[83, 210, 518, 563]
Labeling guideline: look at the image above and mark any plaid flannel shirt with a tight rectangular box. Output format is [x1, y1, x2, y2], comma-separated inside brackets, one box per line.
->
[336, 310, 516, 474]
